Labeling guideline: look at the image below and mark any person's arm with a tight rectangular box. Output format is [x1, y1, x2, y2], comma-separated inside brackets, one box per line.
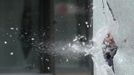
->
[102, 41, 107, 54]
[110, 45, 118, 58]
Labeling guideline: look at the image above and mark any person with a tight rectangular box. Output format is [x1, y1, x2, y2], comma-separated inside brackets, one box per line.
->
[102, 33, 118, 72]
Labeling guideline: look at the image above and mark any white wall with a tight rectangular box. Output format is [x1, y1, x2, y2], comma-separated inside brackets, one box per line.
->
[93, 0, 134, 75]
[108, 0, 134, 75]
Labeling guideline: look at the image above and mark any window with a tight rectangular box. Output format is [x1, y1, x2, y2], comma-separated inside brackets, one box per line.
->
[0, 0, 93, 75]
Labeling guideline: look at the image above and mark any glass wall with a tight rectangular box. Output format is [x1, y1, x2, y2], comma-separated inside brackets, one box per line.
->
[0, 0, 93, 75]
[54, 0, 93, 75]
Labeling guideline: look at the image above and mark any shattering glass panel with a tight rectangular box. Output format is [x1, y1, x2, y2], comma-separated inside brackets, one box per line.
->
[0, 0, 93, 75]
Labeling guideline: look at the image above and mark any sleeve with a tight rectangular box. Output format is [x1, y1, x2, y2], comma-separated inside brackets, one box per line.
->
[110, 45, 118, 58]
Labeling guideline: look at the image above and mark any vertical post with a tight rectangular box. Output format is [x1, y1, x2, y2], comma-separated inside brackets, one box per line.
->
[76, 0, 93, 75]
[38, 0, 55, 74]
[20, 0, 32, 59]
